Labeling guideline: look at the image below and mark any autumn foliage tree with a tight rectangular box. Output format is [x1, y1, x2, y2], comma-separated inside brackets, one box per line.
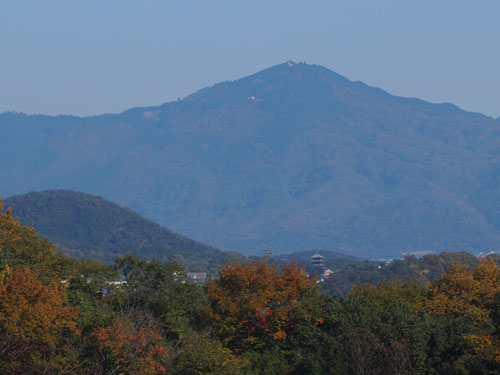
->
[0, 267, 79, 374]
[0, 199, 73, 281]
[204, 259, 313, 351]
[427, 257, 500, 367]
[427, 257, 500, 322]
[92, 320, 169, 375]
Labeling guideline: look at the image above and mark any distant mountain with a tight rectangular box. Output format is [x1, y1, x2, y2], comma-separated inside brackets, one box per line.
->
[3, 190, 242, 272]
[2, 62, 500, 258]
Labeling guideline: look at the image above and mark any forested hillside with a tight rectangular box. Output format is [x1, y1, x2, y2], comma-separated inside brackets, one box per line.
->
[2, 199, 500, 374]
[320, 251, 500, 297]
[279, 250, 500, 297]
[2, 62, 500, 258]
[3, 190, 242, 272]
[5, 190, 500, 291]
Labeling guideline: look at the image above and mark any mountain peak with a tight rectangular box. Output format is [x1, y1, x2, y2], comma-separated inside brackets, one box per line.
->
[2, 64, 500, 258]
[252, 60, 351, 82]
[179, 61, 357, 110]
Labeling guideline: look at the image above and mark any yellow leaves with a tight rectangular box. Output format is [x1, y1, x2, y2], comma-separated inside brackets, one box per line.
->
[0, 204, 17, 225]
[462, 334, 500, 364]
[0, 264, 11, 280]
[350, 281, 427, 311]
[464, 334, 493, 352]
[271, 330, 287, 340]
[427, 257, 500, 323]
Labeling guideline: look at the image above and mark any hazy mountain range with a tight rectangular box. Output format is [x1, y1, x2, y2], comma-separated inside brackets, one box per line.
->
[2, 62, 500, 258]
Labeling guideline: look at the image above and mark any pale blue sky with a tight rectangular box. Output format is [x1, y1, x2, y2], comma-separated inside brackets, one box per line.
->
[1, 1, 499, 117]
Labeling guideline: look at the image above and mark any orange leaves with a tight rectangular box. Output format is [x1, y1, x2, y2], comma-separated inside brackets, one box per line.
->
[92, 320, 169, 375]
[0, 267, 79, 373]
[0, 267, 78, 347]
[205, 259, 313, 350]
[427, 257, 500, 364]
[464, 334, 493, 351]
[271, 330, 287, 340]
[463, 334, 500, 364]
[427, 257, 500, 322]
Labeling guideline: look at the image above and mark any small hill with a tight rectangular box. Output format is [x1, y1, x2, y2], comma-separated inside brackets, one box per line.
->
[3, 190, 243, 272]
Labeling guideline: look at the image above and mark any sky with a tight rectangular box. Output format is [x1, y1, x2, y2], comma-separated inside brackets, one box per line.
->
[1, 1, 499, 118]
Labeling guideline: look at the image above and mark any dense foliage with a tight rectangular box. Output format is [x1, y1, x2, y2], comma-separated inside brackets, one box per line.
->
[319, 251, 498, 297]
[2, 199, 500, 374]
[5, 190, 242, 272]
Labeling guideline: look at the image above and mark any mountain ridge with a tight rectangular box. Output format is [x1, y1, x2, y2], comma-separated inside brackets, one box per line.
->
[2, 62, 497, 120]
[2, 62, 500, 258]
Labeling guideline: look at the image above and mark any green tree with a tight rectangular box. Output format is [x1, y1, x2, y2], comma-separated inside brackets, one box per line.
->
[114, 255, 208, 338]
[426, 257, 500, 372]
[171, 331, 247, 375]
[339, 296, 431, 375]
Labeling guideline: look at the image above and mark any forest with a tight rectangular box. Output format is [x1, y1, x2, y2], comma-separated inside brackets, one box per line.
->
[1, 199, 500, 374]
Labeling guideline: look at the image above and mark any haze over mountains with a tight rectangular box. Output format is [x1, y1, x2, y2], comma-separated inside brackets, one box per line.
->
[2, 62, 500, 258]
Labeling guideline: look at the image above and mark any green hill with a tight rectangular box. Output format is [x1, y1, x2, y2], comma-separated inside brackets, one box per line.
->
[3, 190, 243, 273]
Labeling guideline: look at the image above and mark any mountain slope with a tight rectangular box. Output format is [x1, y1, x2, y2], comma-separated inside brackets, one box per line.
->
[3, 190, 242, 272]
[1, 62, 500, 257]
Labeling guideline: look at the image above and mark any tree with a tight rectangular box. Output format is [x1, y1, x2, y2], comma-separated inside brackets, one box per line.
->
[92, 320, 169, 375]
[0, 267, 79, 374]
[0, 199, 73, 281]
[427, 257, 500, 369]
[350, 280, 427, 311]
[204, 259, 313, 351]
[171, 331, 247, 375]
[114, 255, 207, 338]
[339, 297, 431, 375]
[427, 257, 500, 322]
